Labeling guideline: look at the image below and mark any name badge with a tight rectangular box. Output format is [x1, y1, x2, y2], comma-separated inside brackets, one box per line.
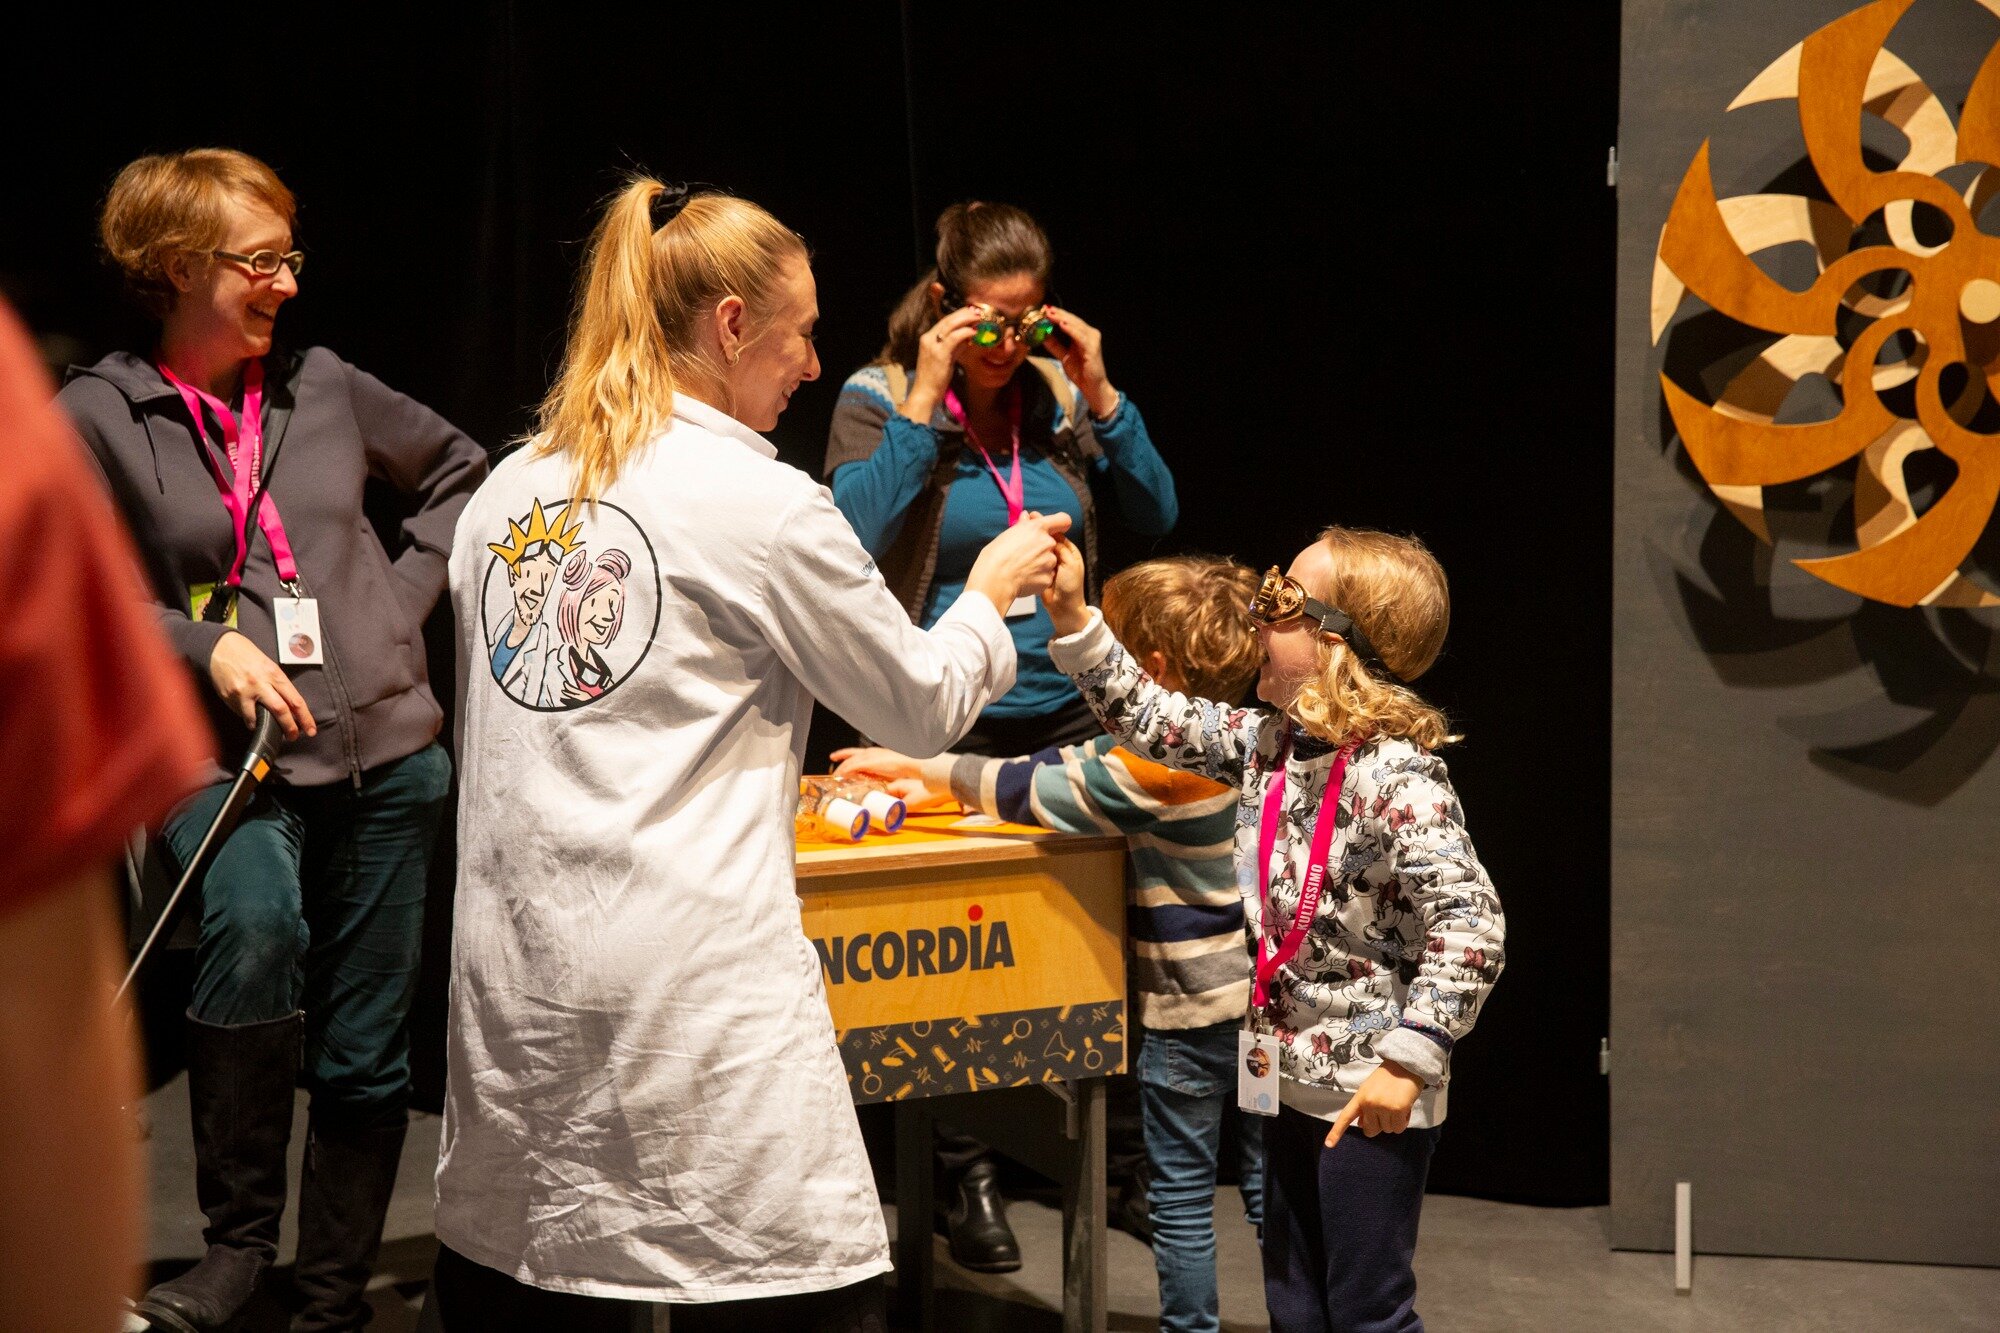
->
[274, 597, 325, 665]
[1238, 1030, 1280, 1117]
[1007, 594, 1038, 619]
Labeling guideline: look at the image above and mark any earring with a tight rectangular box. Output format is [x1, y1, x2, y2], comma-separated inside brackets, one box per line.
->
[726, 349, 740, 365]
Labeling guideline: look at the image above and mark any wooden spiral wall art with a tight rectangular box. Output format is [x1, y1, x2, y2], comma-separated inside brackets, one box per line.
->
[1654, 0, 2000, 608]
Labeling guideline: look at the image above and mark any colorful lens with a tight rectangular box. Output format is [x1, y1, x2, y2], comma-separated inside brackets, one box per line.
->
[972, 320, 1002, 347]
[1022, 315, 1055, 347]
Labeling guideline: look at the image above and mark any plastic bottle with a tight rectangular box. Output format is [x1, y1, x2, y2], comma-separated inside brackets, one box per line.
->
[799, 776, 906, 839]
[798, 777, 870, 843]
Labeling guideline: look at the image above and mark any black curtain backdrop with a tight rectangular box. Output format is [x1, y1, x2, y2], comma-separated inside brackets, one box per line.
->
[2, 4, 1616, 1207]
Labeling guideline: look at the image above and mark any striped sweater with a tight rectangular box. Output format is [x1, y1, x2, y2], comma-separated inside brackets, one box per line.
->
[944, 733, 1250, 1030]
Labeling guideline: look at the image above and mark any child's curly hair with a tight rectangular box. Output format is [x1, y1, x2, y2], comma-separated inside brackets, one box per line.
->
[1291, 527, 1455, 750]
[1102, 556, 1262, 705]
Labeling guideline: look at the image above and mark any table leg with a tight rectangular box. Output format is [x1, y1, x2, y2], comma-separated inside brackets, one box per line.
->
[1060, 1077, 1108, 1333]
[893, 1099, 936, 1331]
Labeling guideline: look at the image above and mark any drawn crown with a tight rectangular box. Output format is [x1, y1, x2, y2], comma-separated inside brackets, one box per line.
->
[487, 500, 584, 567]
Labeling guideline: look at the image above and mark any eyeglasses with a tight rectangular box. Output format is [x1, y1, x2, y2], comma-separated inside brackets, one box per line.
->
[942, 292, 1057, 349]
[212, 248, 305, 277]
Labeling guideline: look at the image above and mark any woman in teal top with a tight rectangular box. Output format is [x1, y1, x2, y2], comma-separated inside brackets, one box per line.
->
[824, 201, 1177, 754]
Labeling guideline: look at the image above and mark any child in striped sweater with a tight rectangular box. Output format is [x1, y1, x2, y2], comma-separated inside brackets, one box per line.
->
[835, 555, 1267, 1333]
[1041, 527, 1503, 1333]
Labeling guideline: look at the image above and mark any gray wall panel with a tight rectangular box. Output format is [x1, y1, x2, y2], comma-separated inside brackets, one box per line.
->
[1614, 0, 2000, 1264]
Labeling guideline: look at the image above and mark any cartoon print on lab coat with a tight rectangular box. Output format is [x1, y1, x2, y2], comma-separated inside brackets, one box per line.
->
[478, 497, 658, 711]
[554, 547, 630, 705]
[484, 499, 583, 706]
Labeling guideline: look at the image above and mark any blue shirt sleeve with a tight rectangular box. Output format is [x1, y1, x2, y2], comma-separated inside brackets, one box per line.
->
[1084, 395, 1177, 534]
[830, 411, 941, 556]
[489, 635, 520, 680]
[986, 744, 1069, 825]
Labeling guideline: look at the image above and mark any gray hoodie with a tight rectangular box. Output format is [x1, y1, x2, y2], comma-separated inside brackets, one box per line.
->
[59, 346, 487, 787]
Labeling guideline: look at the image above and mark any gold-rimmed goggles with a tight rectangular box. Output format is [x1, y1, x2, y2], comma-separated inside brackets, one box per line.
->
[941, 290, 1058, 349]
[1247, 567, 1402, 682]
[971, 304, 1056, 349]
[1248, 568, 1338, 630]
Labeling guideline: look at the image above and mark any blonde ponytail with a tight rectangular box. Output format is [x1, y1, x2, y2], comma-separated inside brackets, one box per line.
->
[532, 176, 807, 505]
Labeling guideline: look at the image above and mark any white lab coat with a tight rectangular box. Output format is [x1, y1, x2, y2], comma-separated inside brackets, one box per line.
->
[435, 396, 1016, 1301]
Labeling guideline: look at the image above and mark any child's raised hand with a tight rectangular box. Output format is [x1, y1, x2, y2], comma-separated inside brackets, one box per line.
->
[1325, 1060, 1425, 1147]
[831, 746, 921, 784]
[885, 778, 953, 811]
[832, 748, 954, 811]
[1043, 537, 1089, 637]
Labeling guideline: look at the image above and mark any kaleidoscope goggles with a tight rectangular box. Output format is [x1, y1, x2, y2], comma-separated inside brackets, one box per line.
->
[942, 292, 1058, 349]
[1247, 567, 1404, 684]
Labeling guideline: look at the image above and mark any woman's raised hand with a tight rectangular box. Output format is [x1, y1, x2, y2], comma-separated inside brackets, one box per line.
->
[1042, 537, 1090, 637]
[1038, 306, 1119, 419]
[965, 511, 1072, 618]
[208, 630, 317, 741]
[900, 306, 988, 425]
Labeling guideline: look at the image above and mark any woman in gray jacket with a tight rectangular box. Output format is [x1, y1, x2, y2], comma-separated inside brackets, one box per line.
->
[58, 148, 487, 1333]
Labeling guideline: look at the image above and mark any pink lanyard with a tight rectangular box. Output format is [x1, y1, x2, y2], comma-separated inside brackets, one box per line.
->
[158, 358, 299, 590]
[944, 387, 1025, 526]
[1253, 731, 1356, 1011]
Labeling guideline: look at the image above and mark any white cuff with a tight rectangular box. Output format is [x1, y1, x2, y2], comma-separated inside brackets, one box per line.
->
[1047, 607, 1113, 675]
[938, 590, 1017, 699]
[1375, 1027, 1450, 1088]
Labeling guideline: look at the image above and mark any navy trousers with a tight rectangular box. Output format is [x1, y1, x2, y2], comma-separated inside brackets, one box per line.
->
[1261, 1103, 1438, 1333]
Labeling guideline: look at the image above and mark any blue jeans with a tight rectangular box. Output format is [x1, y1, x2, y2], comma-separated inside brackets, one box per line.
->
[161, 742, 450, 1120]
[1138, 1021, 1268, 1333]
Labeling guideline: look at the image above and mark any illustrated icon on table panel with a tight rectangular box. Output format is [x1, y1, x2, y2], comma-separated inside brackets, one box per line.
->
[479, 498, 661, 710]
[1654, 0, 2000, 608]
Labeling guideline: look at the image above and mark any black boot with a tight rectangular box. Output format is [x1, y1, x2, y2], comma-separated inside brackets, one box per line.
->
[136, 1011, 302, 1333]
[941, 1160, 1021, 1274]
[1109, 1176, 1155, 1247]
[290, 1103, 408, 1332]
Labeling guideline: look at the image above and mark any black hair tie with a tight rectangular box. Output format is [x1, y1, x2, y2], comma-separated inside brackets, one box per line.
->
[650, 180, 733, 228]
[651, 182, 693, 227]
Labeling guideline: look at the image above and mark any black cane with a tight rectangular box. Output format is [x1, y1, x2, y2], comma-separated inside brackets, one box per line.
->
[114, 707, 284, 1006]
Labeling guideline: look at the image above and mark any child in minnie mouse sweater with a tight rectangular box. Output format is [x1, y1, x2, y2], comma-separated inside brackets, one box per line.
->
[1042, 526, 1504, 1333]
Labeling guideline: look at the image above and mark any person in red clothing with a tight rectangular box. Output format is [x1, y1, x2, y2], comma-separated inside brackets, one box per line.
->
[0, 295, 213, 1331]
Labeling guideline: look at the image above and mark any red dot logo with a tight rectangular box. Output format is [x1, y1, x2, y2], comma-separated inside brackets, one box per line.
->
[967, 905, 984, 922]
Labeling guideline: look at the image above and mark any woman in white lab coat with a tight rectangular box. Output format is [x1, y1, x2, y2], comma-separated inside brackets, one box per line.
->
[430, 180, 1069, 1333]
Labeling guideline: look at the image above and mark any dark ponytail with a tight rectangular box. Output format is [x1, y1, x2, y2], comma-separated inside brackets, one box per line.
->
[879, 201, 1054, 367]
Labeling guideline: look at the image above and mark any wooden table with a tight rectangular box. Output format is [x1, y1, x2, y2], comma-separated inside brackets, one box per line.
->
[797, 807, 1129, 1333]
